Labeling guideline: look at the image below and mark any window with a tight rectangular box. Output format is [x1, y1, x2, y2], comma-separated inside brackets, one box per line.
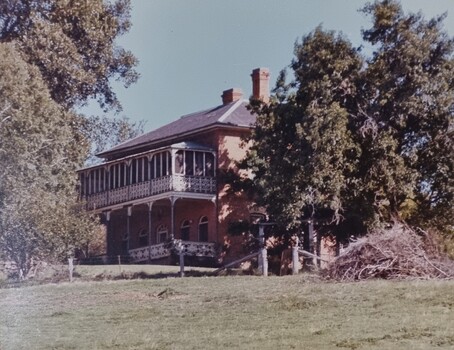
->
[185, 151, 194, 175]
[205, 153, 214, 176]
[156, 225, 168, 244]
[138, 228, 148, 247]
[180, 220, 191, 241]
[175, 150, 184, 174]
[198, 216, 208, 242]
[195, 152, 204, 176]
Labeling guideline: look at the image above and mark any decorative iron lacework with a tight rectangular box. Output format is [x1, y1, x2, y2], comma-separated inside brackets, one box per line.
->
[178, 240, 217, 257]
[128, 241, 217, 263]
[86, 192, 107, 210]
[130, 181, 150, 200]
[173, 240, 217, 257]
[109, 187, 128, 205]
[129, 243, 171, 262]
[151, 175, 172, 194]
[85, 175, 216, 210]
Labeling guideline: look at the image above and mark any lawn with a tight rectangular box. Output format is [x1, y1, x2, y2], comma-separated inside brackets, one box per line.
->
[0, 267, 453, 350]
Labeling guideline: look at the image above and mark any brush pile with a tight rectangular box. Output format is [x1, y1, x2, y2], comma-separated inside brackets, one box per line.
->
[327, 224, 454, 281]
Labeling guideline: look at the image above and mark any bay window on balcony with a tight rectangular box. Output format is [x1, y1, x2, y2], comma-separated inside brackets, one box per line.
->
[174, 150, 214, 177]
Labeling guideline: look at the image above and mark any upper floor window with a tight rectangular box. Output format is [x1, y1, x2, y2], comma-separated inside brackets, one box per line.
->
[174, 150, 214, 177]
[175, 150, 184, 174]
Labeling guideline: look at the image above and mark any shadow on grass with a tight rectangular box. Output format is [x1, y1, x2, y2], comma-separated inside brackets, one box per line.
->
[97, 270, 211, 281]
[0, 267, 253, 288]
[94, 267, 254, 281]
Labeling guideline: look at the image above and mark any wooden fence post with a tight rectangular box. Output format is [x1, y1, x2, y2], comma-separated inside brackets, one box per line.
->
[261, 247, 268, 277]
[68, 258, 74, 282]
[292, 237, 299, 275]
[178, 241, 184, 277]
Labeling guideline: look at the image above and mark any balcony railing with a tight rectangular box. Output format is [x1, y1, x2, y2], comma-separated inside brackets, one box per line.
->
[128, 241, 217, 263]
[84, 174, 216, 210]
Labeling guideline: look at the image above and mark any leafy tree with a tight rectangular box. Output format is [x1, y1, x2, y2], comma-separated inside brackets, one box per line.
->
[248, 0, 453, 241]
[359, 0, 454, 233]
[0, 0, 139, 111]
[0, 0, 143, 278]
[248, 28, 363, 234]
[80, 114, 145, 166]
[0, 43, 98, 278]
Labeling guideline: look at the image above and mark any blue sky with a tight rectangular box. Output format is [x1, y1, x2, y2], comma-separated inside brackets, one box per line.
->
[81, 0, 454, 132]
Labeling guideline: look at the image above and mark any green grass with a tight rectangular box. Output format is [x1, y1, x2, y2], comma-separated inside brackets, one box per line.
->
[0, 271, 453, 350]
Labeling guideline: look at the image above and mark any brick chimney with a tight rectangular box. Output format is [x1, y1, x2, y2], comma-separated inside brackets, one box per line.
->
[222, 88, 243, 105]
[251, 67, 270, 103]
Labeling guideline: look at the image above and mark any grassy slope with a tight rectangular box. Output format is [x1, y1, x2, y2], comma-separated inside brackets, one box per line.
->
[0, 275, 453, 350]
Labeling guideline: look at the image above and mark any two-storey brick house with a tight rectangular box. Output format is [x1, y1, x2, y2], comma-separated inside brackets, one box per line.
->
[78, 68, 270, 264]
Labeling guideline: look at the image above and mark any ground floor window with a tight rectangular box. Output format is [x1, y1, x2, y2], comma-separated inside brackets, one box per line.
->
[138, 228, 148, 247]
[180, 219, 191, 240]
[198, 216, 208, 242]
[156, 225, 168, 244]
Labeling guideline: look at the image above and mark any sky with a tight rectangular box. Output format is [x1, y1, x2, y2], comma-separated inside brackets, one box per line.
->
[81, 0, 454, 132]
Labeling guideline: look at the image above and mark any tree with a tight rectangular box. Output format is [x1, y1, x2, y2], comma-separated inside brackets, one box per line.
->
[0, 43, 98, 278]
[248, 28, 363, 234]
[80, 114, 145, 166]
[359, 0, 454, 232]
[247, 0, 453, 241]
[0, 1, 142, 278]
[0, 0, 139, 111]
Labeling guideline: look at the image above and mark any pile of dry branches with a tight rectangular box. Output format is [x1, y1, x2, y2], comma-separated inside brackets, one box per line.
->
[327, 224, 454, 281]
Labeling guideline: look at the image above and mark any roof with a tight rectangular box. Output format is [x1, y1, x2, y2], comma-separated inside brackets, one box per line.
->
[171, 141, 214, 151]
[97, 99, 255, 159]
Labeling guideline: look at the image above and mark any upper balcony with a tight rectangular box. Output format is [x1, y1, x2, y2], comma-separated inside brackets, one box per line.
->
[78, 142, 216, 211]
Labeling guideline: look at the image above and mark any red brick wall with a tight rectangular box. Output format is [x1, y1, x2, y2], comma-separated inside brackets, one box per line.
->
[107, 126, 259, 262]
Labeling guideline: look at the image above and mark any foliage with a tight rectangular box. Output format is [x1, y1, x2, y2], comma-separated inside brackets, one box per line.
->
[0, 43, 98, 278]
[0, 0, 142, 277]
[0, 0, 139, 111]
[247, 0, 454, 240]
[79, 114, 144, 166]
